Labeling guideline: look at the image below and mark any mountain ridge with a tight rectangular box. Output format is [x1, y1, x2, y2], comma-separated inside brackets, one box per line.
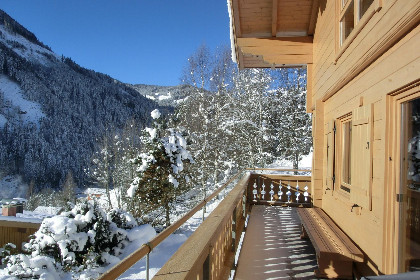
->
[127, 83, 198, 107]
[0, 9, 51, 51]
[0, 9, 177, 192]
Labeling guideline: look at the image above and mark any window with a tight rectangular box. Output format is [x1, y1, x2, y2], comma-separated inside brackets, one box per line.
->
[360, 0, 374, 19]
[333, 105, 373, 209]
[338, 0, 376, 47]
[341, 120, 352, 185]
[336, 114, 352, 193]
[340, 1, 354, 45]
[397, 93, 420, 272]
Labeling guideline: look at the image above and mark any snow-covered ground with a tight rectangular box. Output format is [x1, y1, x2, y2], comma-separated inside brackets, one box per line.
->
[0, 155, 312, 279]
[0, 193, 223, 280]
[0, 75, 45, 126]
[267, 153, 312, 170]
[116, 200, 221, 280]
[0, 25, 58, 65]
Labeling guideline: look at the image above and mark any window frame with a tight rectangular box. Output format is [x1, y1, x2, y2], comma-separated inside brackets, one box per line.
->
[336, 113, 353, 196]
[387, 85, 420, 273]
[335, 0, 382, 62]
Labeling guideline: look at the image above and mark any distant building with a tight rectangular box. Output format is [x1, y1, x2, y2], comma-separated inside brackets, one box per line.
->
[83, 187, 106, 201]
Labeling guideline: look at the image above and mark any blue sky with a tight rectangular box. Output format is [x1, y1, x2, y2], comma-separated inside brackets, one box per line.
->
[0, 0, 231, 86]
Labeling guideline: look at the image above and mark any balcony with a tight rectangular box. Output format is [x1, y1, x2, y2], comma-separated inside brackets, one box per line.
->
[99, 169, 318, 280]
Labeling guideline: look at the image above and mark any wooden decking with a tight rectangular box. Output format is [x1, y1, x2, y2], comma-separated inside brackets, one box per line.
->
[235, 205, 322, 280]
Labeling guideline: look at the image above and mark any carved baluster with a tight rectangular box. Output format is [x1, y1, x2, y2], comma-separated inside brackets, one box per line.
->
[278, 180, 283, 202]
[286, 181, 291, 203]
[304, 185, 309, 202]
[261, 181, 266, 200]
[269, 183, 275, 202]
[253, 181, 258, 202]
[295, 181, 300, 203]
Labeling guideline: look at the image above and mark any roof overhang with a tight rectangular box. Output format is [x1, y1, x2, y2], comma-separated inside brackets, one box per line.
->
[228, 0, 318, 69]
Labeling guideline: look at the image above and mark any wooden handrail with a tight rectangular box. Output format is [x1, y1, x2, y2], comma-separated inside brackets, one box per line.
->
[246, 168, 311, 172]
[98, 170, 245, 280]
[154, 173, 251, 280]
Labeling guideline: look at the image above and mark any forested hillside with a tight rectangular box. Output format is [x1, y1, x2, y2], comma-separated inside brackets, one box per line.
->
[128, 84, 198, 107]
[0, 9, 167, 191]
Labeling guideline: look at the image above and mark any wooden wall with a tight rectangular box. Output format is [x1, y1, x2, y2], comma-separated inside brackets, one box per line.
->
[310, 0, 420, 274]
[0, 220, 40, 251]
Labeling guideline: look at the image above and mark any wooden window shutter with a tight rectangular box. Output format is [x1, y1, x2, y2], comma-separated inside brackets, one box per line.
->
[350, 104, 373, 210]
[325, 120, 335, 191]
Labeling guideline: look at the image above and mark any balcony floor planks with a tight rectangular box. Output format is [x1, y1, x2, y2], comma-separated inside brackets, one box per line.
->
[234, 205, 322, 280]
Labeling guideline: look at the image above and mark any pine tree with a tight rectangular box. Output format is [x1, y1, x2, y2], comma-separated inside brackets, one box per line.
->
[128, 110, 194, 227]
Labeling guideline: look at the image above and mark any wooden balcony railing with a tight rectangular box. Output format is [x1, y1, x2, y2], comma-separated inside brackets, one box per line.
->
[154, 173, 250, 280]
[99, 169, 312, 280]
[98, 171, 245, 280]
[154, 170, 312, 279]
[248, 173, 312, 207]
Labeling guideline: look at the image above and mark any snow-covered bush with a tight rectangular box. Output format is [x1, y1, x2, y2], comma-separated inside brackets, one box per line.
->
[4, 201, 137, 278]
[0, 243, 17, 261]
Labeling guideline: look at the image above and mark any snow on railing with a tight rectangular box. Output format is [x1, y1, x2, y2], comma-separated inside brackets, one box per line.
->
[98, 170, 245, 280]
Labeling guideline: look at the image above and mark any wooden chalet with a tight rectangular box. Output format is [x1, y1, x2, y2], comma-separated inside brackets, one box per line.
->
[230, 0, 420, 277]
[99, 0, 420, 279]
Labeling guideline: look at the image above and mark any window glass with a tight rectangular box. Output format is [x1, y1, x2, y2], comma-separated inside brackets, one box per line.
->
[342, 120, 352, 184]
[400, 98, 420, 271]
[340, 1, 354, 45]
[359, 0, 374, 20]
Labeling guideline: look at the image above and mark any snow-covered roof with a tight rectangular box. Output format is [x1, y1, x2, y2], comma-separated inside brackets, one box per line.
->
[33, 206, 62, 215]
[0, 215, 42, 224]
[83, 188, 107, 195]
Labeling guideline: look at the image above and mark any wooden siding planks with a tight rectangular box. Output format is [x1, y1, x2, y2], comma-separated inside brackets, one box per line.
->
[0, 221, 40, 251]
[313, 0, 420, 102]
[316, 1, 419, 273]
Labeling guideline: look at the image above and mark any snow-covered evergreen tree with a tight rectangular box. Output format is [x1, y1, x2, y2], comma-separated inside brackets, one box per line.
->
[127, 109, 194, 227]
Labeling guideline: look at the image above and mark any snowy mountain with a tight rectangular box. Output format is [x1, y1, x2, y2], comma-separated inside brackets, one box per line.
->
[0, 9, 172, 192]
[127, 84, 197, 107]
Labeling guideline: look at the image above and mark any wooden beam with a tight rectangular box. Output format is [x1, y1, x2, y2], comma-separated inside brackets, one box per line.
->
[308, 0, 319, 35]
[237, 36, 313, 46]
[238, 50, 246, 69]
[237, 36, 313, 66]
[272, 0, 278, 37]
[258, 54, 313, 65]
[306, 63, 313, 113]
